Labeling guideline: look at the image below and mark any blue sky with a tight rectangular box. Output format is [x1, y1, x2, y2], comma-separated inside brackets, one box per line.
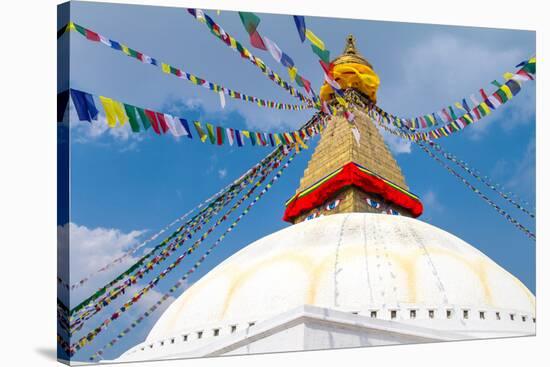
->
[63, 1, 535, 361]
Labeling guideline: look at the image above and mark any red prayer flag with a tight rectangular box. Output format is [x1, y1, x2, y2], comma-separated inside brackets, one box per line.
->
[479, 88, 489, 101]
[144, 109, 161, 134]
[249, 30, 267, 50]
[155, 112, 170, 134]
[216, 126, 223, 145]
[85, 29, 101, 42]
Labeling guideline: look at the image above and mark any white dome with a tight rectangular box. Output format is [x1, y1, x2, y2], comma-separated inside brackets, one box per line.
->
[146, 213, 535, 343]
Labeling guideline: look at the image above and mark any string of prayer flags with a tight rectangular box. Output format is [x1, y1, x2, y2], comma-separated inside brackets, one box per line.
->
[427, 141, 535, 219]
[87, 148, 298, 361]
[237, 11, 316, 97]
[418, 142, 535, 241]
[370, 57, 536, 134]
[65, 89, 326, 149]
[291, 15, 351, 115]
[69, 149, 287, 332]
[59, 22, 311, 111]
[71, 148, 296, 354]
[366, 58, 536, 141]
[186, 9, 314, 106]
[65, 144, 287, 298]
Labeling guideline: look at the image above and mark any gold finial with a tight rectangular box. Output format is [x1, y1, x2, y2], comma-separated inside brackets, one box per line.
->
[332, 35, 373, 69]
[343, 34, 358, 55]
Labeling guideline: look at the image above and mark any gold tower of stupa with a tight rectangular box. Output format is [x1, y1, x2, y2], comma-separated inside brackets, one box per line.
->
[283, 35, 422, 224]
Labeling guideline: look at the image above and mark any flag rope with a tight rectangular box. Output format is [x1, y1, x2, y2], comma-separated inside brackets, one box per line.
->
[69, 149, 285, 330]
[63, 88, 326, 148]
[87, 147, 297, 360]
[427, 141, 535, 218]
[186, 9, 315, 107]
[365, 57, 536, 140]
[70, 147, 292, 353]
[58, 22, 311, 111]
[417, 142, 535, 241]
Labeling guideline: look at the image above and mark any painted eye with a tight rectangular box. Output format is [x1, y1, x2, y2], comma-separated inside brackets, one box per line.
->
[306, 212, 320, 221]
[325, 199, 341, 211]
[387, 209, 400, 216]
[366, 198, 381, 209]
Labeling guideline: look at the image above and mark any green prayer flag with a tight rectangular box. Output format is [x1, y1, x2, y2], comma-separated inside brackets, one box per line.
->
[496, 89, 508, 103]
[523, 62, 536, 74]
[311, 44, 330, 63]
[238, 12, 261, 35]
[206, 123, 216, 144]
[74, 23, 87, 36]
[136, 107, 151, 130]
[123, 104, 140, 132]
[491, 80, 502, 88]
[448, 106, 458, 120]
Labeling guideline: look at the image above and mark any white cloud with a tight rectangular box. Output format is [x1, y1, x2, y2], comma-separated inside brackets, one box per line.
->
[58, 222, 147, 306]
[378, 33, 533, 141]
[420, 189, 445, 223]
[69, 101, 145, 146]
[379, 127, 412, 154]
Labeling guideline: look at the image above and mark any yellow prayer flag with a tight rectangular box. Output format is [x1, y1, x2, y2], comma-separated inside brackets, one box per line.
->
[503, 72, 515, 80]
[67, 21, 76, 32]
[288, 67, 297, 82]
[99, 96, 117, 128]
[113, 101, 128, 126]
[161, 63, 171, 74]
[229, 37, 237, 49]
[242, 130, 250, 138]
[274, 133, 282, 146]
[305, 29, 325, 50]
[479, 102, 491, 115]
[501, 85, 513, 99]
[293, 132, 308, 149]
[454, 102, 465, 110]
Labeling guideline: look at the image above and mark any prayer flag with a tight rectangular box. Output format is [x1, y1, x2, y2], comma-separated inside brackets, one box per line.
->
[178, 118, 192, 138]
[311, 44, 330, 63]
[293, 16, 306, 42]
[238, 12, 261, 34]
[71, 89, 98, 122]
[136, 107, 151, 130]
[263, 37, 282, 62]
[193, 121, 207, 142]
[249, 30, 267, 50]
[155, 112, 170, 133]
[123, 104, 140, 132]
[305, 29, 325, 50]
[206, 123, 216, 144]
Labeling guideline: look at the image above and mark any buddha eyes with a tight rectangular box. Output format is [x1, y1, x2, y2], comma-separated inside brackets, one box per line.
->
[325, 199, 341, 211]
[366, 198, 381, 209]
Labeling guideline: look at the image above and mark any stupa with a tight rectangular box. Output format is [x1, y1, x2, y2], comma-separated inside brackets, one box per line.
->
[115, 36, 535, 363]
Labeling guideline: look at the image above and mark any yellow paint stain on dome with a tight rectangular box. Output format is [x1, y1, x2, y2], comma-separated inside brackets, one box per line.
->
[219, 251, 319, 319]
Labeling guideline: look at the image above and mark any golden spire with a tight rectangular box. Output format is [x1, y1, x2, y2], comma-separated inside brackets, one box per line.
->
[319, 35, 380, 104]
[332, 34, 373, 68]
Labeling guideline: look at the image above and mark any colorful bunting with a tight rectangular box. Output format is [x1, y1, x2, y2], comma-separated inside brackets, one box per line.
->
[59, 22, 311, 111]
[418, 142, 535, 241]
[72, 147, 298, 355]
[65, 89, 326, 149]
[365, 58, 536, 141]
[87, 148, 298, 360]
[186, 10, 314, 106]
[235, 11, 317, 100]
